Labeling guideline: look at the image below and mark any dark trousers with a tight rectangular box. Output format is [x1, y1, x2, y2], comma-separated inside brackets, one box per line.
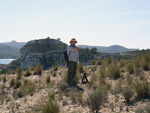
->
[67, 61, 77, 85]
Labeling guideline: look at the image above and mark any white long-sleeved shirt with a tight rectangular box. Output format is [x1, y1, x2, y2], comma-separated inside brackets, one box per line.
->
[67, 45, 79, 62]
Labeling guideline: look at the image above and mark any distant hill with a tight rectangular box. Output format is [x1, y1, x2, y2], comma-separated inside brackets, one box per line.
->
[0, 41, 26, 59]
[2, 40, 26, 49]
[78, 45, 139, 53]
[0, 44, 20, 59]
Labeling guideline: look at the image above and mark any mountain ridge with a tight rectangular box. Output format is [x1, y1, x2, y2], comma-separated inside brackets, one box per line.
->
[78, 45, 139, 53]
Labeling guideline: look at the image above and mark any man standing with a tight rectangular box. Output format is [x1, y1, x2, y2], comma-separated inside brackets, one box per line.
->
[67, 38, 79, 86]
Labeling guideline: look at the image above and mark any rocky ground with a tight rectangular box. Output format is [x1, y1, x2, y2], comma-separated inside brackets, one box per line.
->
[0, 65, 150, 113]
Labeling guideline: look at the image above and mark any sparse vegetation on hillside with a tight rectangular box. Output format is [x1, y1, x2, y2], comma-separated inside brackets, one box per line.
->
[1, 53, 150, 112]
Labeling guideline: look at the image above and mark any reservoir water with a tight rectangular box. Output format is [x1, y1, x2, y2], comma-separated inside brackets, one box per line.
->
[0, 59, 16, 64]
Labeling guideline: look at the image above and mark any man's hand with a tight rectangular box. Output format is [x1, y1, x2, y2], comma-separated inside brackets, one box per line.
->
[76, 47, 80, 51]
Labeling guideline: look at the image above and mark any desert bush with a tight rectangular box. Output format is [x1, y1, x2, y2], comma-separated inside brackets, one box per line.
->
[12, 91, 24, 99]
[53, 72, 56, 77]
[16, 68, 22, 79]
[24, 69, 31, 77]
[141, 59, 149, 71]
[111, 79, 123, 95]
[121, 86, 134, 103]
[34, 64, 43, 75]
[126, 75, 133, 86]
[14, 80, 21, 89]
[69, 88, 83, 104]
[88, 74, 98, 89]
[91, 59, 96, 65]
[100, 66, 107, 79]
[133, 78, 150, 99]
[29, 67, 35, 71]
[108, 64, 120, 79]
[135, 103, 150, 113]
[98, 78, 111, 91]
[53, 65, 58, 71]
[85, 88, 107, 113]
[20, 79, 36, 96]
[135, 107, 145, 113]
[134, 67, 143, 76]
[30, 95, 60, 113]
[46, 75, 50, 84]
[1, 75, 6, 83]
[10, 77, 15, 87]
[48, 90, 55, 100]
[58, 82, 68, 92]
[119, 59, 126, 68]
[96, 59, 103, 65]
[106, 56, 112, 64]
[10, 77, 21, 89]
[127, 63, 134, 74]
[62, 71, 67, 82]
[77, 64, 84, 73]
[0, 91, 7, 103]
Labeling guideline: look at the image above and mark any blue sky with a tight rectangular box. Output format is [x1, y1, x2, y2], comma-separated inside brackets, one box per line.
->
[0, 0, 150, 49]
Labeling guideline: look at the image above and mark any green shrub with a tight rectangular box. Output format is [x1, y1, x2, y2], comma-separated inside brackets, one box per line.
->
[91, 59, 96, 65]
[121, 86, 134, 103]
[58, 82, 68, 92]
[141, 60, 149, 71]
[77, 64, 84, 73]
[14, 80, 21, 89]
[30, 93, 60, 113]
[48, 90, 55, 100]
[106, 56, 112, 64]
[96, 59, 103, 65]
[34, 64, 43, 75]
[88, 74, 98, 89]
[134, 67, 143, 76]
[111, 79, 123, 95]
[119, 59, 126, 68]
[108, 64, 120, 79]
[53, 65, 58, 71]
[0, 91, 7, 102]
[135, 107, 145, 113]
[46, 75, 50, 84]
[127, 63, 134, 74]
[2, 75, 6, 83]
[53, 72, 56, 77]
[135, 103, 150, 113]
[10, 77, 15, 87]
[85, 88, 107, 113]
[134, 78, 150, 99]
[20, 79, 36, 96]
[24, 70, 31, 77]
[16, 68, 22, 79]
[69, 88, 83, 104]
[10, 77, 21, 89]
[12, 91, 24, 99]
[100, 66, 106, 79]
[126, 75, 133, 86]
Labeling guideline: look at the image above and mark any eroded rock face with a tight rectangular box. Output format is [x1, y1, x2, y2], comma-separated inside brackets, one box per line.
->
[15, 38, 68, 69]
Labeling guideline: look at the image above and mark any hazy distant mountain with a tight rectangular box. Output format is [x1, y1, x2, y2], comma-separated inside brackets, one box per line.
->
[0, 44, 20, 59]
[2, 40, 26, 49]
[0, 40, 26, 59]
[78, 45, 139, 53]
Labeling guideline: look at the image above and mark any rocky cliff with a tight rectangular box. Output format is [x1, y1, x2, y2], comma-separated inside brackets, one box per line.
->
[9, 38, 67, 70]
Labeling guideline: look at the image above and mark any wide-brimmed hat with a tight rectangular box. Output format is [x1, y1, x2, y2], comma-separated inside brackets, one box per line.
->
[70, 38, 78, 43]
